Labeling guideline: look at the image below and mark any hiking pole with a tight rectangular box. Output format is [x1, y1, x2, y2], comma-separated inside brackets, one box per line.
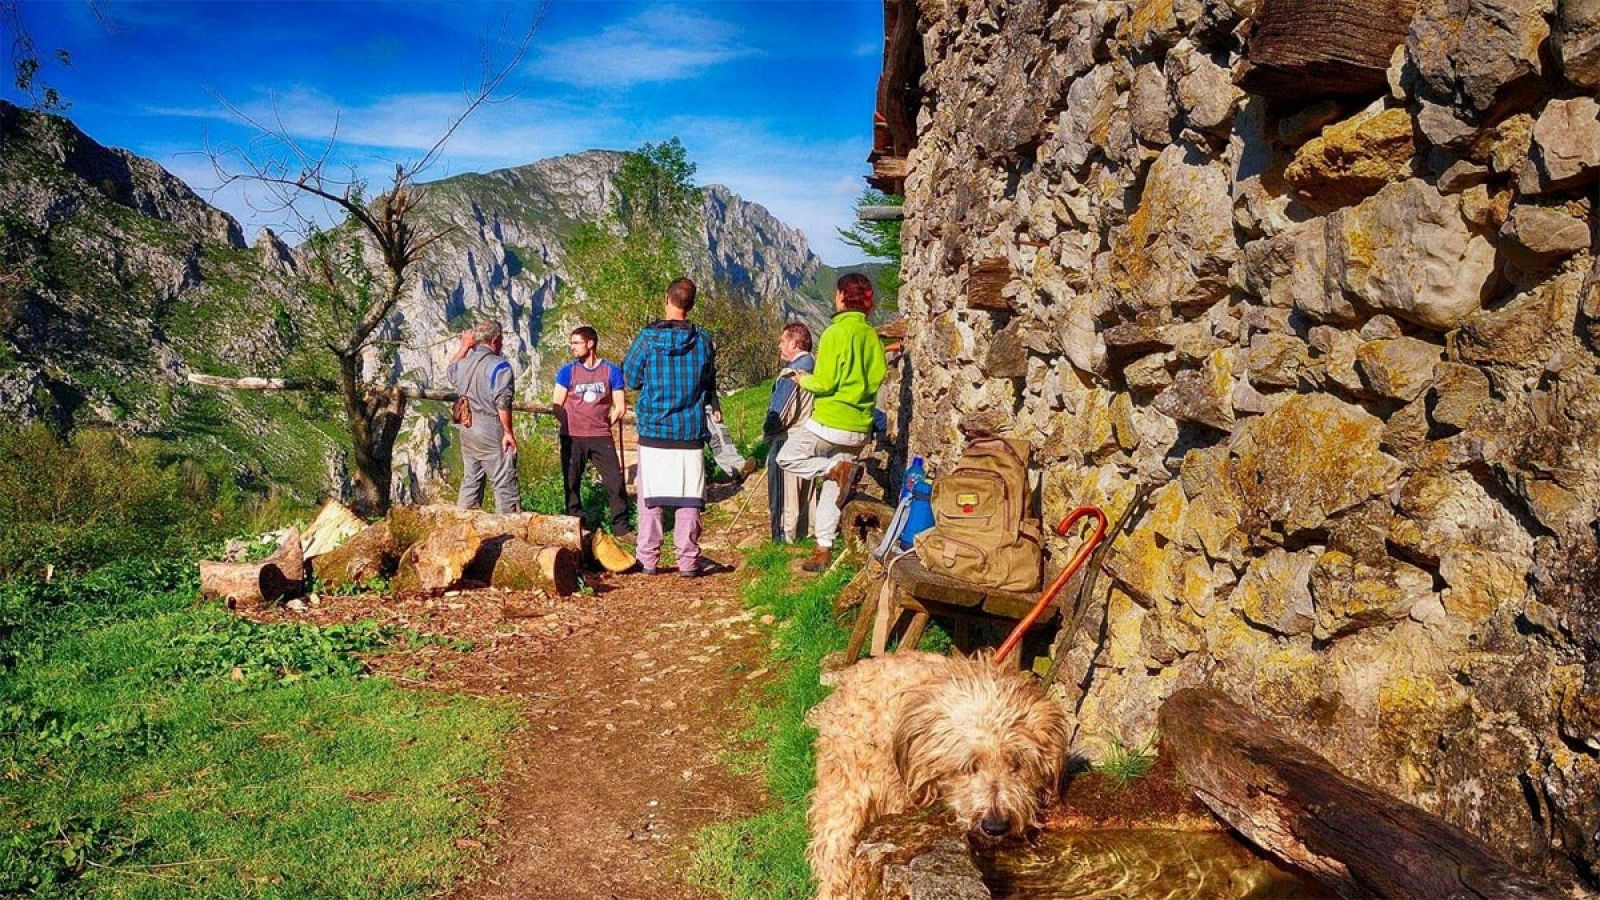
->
[994, 506, 1109, 665]
[614, 418, 630, 496]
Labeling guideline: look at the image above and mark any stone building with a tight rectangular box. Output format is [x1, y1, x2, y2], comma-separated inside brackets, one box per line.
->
[870, 0, 1600, 884]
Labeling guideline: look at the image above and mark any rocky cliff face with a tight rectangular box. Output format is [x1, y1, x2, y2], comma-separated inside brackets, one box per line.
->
[384, 151, 831, 391]
[0, 101, 342, 498]
[890, 0, 1600, 884]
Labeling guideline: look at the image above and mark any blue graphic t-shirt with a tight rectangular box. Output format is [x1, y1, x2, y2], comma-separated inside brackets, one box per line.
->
[555, 359, 624, 437]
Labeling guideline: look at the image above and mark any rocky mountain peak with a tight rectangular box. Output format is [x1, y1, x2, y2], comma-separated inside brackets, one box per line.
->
[1, 100, 245, 248]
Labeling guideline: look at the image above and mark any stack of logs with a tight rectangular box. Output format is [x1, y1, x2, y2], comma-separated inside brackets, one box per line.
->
[198, 504, 584, 609]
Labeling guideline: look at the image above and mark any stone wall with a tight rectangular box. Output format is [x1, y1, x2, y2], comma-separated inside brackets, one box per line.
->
[890, 0, 1600, 883]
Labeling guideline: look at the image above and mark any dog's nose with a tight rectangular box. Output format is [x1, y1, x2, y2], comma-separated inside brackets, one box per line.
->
[978, 814, 1010, 837]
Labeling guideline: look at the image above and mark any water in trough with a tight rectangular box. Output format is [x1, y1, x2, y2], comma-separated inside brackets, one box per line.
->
[979, 828, 1330, 899]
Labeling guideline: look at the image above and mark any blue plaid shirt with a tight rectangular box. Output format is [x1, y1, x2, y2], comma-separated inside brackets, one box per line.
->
[622, 320, 718, 444]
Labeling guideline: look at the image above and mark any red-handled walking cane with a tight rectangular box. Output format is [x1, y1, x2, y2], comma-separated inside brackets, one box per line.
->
[994, 506, 1109, 665]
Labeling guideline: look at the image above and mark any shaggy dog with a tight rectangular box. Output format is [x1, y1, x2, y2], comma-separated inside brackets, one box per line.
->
[806, 651, 1070, 898]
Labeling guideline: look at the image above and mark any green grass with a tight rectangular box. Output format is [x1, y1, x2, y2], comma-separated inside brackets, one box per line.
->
[689, 544, 856, 900]
[1094, 738, 1156, 790]
[0, 557, 516, 898]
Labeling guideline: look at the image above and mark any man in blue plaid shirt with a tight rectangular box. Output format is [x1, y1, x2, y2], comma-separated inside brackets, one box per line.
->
[622, 277, 726, 577]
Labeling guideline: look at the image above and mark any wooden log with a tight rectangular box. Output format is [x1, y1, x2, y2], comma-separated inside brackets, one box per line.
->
[1235, 0, 1417, 99]
[310, 521, 397, 590]
[301, 499, 366, 559]
[394, 521, 482, 593]
[465, 537, 579, 596]
[387, 505, 583, 552]
[1159, 688, 1560, 899]
[590, 531, 637, 574]
[871, 155, 909, 181]
[856, 205, 906, 222]
[198, 560, 293, 609]
[842, 498, 896, 563]
[272, 527, 305, 584]
[198, 527, 304, 610]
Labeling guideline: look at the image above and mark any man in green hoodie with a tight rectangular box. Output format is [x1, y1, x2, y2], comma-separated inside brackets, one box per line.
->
[776, 272, 887, 572]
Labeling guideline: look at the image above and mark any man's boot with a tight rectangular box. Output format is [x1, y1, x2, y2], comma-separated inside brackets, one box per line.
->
[801, 545, 833, 573]
[826, 460, 861, 509]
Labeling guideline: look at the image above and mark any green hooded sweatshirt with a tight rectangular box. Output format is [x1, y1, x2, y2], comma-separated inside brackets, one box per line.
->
[798, 310, 887, 434]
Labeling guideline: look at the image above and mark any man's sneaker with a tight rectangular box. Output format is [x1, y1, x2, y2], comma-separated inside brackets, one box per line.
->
[826, 460, 862, 509]
[640, 566, 658, 576]
[801, 546, 833, 573]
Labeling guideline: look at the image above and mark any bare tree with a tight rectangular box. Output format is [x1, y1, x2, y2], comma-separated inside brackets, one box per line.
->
[195, 8, 545, 517]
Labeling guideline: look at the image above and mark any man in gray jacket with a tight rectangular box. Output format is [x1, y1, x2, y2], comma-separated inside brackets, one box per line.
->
[764, 322, 815, 543]
[447, 319, 520, 512]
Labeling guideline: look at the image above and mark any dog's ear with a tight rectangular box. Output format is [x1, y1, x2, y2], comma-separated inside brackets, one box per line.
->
[892, 689, 941, 806]
[1024, 696, 1072, 808]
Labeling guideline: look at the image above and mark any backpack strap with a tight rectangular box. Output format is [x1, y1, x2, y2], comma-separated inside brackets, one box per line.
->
[459, 351, 493, 408]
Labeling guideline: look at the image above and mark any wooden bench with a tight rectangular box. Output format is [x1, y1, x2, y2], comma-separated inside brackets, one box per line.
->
[844, 552, 1054, 667]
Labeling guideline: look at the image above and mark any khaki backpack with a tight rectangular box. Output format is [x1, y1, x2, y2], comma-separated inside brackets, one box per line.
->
[913, 435, 1042, 592]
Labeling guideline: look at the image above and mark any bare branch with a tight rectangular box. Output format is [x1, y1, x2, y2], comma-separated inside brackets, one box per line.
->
[411, 0, 548, 180]
[186, 373, 338, 392]
[186, 372, 557, 416]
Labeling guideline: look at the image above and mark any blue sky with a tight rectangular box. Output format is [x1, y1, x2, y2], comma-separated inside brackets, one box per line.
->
[8, 1, 884, 263]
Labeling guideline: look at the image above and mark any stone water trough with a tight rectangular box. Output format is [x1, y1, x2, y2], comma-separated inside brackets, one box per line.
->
[850, 688, 1564, 899]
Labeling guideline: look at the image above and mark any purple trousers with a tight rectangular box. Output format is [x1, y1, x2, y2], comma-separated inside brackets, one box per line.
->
[636, 504, 701, 573]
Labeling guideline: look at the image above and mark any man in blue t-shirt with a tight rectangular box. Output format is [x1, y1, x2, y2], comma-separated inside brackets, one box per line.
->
[554, 326, 630, 537]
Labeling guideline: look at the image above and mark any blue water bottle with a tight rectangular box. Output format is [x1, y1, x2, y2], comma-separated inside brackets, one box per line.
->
[900, 457, 935, 550]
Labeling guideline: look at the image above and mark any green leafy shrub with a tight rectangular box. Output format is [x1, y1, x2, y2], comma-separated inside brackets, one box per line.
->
[0, 425, 267, 580]
[1, 814, 146, 895]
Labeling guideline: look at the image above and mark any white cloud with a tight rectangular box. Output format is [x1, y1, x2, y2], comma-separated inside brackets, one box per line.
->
[529, 5, 759, 88]
[147, 86, 625, 183]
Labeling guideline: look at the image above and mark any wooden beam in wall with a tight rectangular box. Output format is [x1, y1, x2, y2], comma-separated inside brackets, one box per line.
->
[967, 257, 1014, 312]
[1236, 0, 1418, 99]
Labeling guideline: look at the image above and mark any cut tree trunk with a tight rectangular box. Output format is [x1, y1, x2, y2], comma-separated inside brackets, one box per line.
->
[1159, 688, 1561, 899]
[199, 528, 305, 610]
[302, 500, 366, 559]
[388, 505, 583, 552]
[394, 521, 482, 593]
[310, 521, 397, 590]
[465, 536, 579, 595]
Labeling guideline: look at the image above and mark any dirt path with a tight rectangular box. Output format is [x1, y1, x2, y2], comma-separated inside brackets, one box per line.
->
[459, 562, 770, 899]
[254, 487, 777, 899]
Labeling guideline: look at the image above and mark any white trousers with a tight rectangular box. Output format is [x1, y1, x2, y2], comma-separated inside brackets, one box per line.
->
[775, 426, 866, 549]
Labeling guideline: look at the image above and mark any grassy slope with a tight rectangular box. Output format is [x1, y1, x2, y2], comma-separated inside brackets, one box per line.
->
[0, 559, 514, 898]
